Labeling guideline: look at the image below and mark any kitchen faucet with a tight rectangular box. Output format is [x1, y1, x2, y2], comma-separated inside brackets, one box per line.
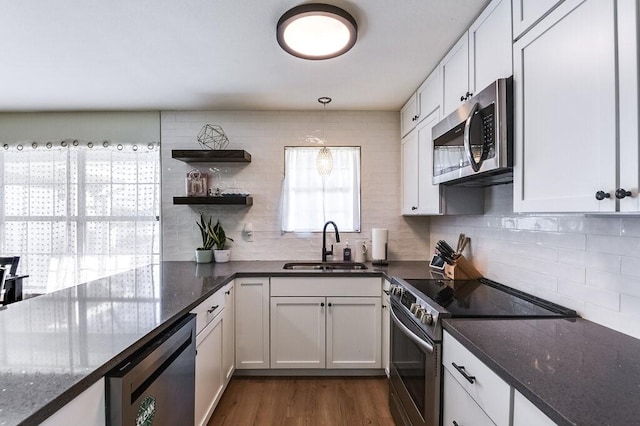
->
[322, 221, 340, 262]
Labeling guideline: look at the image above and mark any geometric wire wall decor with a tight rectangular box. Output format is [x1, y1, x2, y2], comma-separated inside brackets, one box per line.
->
[197, 124, 230, 150]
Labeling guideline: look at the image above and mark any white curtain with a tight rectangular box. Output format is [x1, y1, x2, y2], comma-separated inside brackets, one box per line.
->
[0, 141, 160, 294]
[282, 146, 360, 232]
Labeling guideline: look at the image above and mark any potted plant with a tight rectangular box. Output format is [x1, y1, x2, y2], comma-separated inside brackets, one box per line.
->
[195, 214, 215, 263]
[211, 219, 234, 263]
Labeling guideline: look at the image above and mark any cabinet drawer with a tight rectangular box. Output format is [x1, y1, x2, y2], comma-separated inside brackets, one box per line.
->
[270, 277, 381, 297]
[191, 286, 226, 335]
[443, 330, 511, 426]
[443, 369, 496, 426]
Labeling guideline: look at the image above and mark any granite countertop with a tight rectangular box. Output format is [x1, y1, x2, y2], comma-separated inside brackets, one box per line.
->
[0, 260, 429, 425]
[443, 318, 640, 426]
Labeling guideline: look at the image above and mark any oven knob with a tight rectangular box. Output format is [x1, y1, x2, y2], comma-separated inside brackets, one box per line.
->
[410, 303, 420, 314]
[422, 312, 434, 325]
[392, 286, 404, 297]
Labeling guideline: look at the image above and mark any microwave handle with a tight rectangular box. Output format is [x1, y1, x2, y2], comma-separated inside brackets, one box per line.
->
[463, 102, 482, 172]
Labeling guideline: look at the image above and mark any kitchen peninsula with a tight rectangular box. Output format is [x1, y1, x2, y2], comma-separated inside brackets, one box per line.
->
[1, 261, 639, 425]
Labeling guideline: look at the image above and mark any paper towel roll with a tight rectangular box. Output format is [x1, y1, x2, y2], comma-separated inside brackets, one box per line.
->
[371, 228, 388, 260]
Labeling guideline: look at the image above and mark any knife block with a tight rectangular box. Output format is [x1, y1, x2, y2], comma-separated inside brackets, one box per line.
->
[444, 255, 482, 280]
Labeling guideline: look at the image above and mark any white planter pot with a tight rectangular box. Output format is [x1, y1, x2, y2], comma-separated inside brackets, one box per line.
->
[195, 249, 213, 264]
[214, 249, 231, 263]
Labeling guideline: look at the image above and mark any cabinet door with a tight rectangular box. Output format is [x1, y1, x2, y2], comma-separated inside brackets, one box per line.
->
[326, 297, 381, 369]
[440, 33, 469, 117]
[417, 68, 441, 123]
[270, 296, 326, 369]
[400, 93, 419, 137]
[381, 281, 391, 377]
[401, 129, 419, 215]
[513, 390, 556, 426]
[617, 0, 640, 212]
[513, 0, 617, 212]
[195, 313, 224, 426]
[469, 0, 513, 94]
[222, 282, 235, 381]
[442, 369, 497, 426]
[235, 277, 270, 369]
[416, 110, 442, 214]
[512, 0, 564, 39]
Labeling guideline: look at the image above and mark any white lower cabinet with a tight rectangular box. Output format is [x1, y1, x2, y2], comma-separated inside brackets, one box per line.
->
[41, 378, 106, 426]
[194, 309, 224, 426]
[443, 330, 511, 426]
[326, 296, 381, 369]
[443, 369, 495, 426]
[271, 296, 326, 368]
[235, 277, 270, 369]
[270, 277, 382, 370]
[193, 281, 234, 426]
[513, 390, 556, 426]
[381, 279, 391, 376]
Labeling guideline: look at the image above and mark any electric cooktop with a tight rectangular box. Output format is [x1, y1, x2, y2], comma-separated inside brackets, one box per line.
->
[402, 277, 577, 318]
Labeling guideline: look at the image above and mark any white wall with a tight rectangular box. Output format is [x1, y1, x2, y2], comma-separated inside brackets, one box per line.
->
[161, 110, 430, 262]
[431, 184, 640, 339]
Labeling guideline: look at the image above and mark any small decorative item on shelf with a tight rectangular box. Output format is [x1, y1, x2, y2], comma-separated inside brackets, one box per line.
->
[195, 214, 215, 263]
[211, 219, 234, 263]
[186, 169, 208, 196]
[197, 124, 230, 150]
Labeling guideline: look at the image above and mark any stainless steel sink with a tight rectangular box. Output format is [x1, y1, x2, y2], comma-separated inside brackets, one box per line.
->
[283, 262, 368, 271]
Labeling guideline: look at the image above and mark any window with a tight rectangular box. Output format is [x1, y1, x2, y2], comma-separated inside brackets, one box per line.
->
[0, 141, 160, 294]
[282, 146, 360, 232]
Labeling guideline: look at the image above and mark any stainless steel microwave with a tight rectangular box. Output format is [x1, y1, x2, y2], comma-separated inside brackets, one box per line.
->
[432, 77, 513, 186]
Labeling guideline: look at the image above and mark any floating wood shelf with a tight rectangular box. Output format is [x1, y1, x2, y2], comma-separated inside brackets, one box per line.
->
[171, 150, 251, 163]
[173, 195, 253, 206]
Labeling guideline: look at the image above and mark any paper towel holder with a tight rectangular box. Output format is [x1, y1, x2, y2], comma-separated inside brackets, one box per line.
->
[371, 228, 388, 266]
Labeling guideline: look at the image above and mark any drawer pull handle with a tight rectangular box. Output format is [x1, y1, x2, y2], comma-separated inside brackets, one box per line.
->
[452, 362, 476, 384]
[207, 305, 220, 314]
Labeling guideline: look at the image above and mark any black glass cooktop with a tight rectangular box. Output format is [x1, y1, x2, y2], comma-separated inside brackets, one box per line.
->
[403, 277, 577, 318]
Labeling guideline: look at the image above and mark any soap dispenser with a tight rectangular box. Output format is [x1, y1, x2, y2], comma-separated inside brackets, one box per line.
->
[343, 241, 352, 262]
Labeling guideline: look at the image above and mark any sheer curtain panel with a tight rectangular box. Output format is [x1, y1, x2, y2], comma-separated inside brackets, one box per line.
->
[0, 140, 160, 294]
[282, 146, 360, 232]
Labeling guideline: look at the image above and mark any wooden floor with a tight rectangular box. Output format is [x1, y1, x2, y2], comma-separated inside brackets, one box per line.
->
[208, 377, 395, 426]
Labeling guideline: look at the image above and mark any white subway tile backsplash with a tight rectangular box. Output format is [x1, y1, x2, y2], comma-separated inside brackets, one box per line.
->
[432, 184, 640, 339]
[161, 110, 429, 263]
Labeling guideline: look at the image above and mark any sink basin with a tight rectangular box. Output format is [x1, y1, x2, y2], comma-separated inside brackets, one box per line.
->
[283, 262, 368, 271]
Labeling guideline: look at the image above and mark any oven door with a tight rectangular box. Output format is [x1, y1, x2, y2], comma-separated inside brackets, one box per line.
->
[388, 299, 441, 426]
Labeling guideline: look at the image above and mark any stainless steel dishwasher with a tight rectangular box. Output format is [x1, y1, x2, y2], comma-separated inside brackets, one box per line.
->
[106, 313, 197, 426]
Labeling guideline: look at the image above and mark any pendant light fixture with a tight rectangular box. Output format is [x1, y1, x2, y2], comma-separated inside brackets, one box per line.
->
[316, 97, 333, 176]
[277, 3, 358, 60]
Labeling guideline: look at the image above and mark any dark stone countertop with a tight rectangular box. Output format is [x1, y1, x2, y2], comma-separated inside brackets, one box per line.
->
[443, 318, 640, 426]
[0, 260, 430, 426]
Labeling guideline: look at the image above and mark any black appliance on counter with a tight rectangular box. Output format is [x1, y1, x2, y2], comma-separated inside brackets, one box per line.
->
[106, 313, 196, 426]
[388, 275, 576, 426]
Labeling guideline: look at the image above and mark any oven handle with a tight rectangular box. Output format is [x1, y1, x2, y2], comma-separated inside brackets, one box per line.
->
[390, 305, 434, 354]
[463, 102, 481, 172]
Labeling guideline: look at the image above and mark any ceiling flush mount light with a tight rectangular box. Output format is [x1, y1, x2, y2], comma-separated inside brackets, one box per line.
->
[277, 3, 357, 60]
[316, 97, 333, 176]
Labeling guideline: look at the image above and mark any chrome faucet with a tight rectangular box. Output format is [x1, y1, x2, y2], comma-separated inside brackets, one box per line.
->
[322, 221, 340, 262]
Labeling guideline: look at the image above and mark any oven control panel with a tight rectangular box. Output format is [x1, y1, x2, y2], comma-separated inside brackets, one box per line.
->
[391, 284, 439, 332]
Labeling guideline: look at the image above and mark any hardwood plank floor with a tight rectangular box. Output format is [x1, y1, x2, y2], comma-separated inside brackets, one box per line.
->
[208, 377, 395, 426]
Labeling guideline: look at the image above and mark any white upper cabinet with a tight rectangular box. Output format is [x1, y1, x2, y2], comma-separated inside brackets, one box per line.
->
[400, 67, 442, 138]
[440, 0, 513, 118]
[401, 111, 442, 215]
[513, 0, 638, 212]
[440, 33, 470, 118]
[469, 0, 513, 94]
[400, 93, 419, 137]
[512, 0, 565, 40]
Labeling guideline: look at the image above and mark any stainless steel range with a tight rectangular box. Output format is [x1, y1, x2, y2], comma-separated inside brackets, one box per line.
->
[387, 275, 577, 426]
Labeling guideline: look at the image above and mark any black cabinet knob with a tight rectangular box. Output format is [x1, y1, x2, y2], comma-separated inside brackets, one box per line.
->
[328, 302, 332, 307]
[460, 95, 465, 102]
[615, 188, 632, 199]
[320, 302, 325, 307]
[466, 91, 473, 98]
[411, 206, 418, 211]
[595, 191, 611, 200]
